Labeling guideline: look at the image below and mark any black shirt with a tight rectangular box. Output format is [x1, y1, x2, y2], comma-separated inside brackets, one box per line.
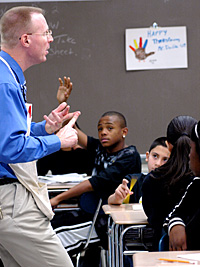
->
[37, 148, 94, 176]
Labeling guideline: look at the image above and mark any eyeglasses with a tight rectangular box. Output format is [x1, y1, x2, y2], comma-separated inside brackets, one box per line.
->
[19, 29, 52, 40]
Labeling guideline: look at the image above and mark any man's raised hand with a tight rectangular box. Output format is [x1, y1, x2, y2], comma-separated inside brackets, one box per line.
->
[44, 102, 74, 134]
[56, 111, 81, 149]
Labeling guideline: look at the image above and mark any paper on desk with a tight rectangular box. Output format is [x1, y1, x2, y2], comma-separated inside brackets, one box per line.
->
[38, 173, 89, 183]
[132, 203, 143, 210]
[178, 253, 200, 261]
[156, 264, 200, 266]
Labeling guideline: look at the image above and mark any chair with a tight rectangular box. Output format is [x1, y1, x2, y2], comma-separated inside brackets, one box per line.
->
[74, 198, 107, 267]
[158, 233, 169, 251]
[54, 193, 107, 266]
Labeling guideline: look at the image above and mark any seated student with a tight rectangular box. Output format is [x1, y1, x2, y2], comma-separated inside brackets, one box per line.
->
[51, 77, 141, 209]
[108, 137, 170, 205]
[108, 137, 170, 267]
[50, 77, 141, 265]
[50, 110, 141, 265]
[142, 116, 197, 250]
[164, 120, 200, 251]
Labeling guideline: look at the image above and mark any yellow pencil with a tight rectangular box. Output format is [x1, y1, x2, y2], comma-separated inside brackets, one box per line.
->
[159, 258, 196, 264]
[123, 178, 137, 204]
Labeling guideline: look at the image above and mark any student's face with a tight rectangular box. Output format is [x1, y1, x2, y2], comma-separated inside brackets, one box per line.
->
[26, 13, 53, 65]
[189, 141, 200, 176]
[146, 145, 170, 172]
[97, 115, 127, 153]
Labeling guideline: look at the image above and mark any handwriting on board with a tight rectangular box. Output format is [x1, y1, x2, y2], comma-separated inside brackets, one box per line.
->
[0, 4, 93, 61]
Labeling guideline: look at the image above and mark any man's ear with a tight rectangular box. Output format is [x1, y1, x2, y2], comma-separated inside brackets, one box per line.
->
[145, 151, 149, 162]
[19, 34, 30, 47]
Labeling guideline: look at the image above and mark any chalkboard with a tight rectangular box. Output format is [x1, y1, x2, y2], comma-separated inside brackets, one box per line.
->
[1, 0, 200, 153]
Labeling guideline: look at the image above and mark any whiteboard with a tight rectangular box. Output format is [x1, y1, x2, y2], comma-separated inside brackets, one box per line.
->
[126, 26, 188, 71]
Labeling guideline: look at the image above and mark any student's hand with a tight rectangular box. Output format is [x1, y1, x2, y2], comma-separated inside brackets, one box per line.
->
[56, 111, 81, 148]
[44, 102, 75, 134]
[109, 179, 133, 204]
[50, 196, 60, 208]
[57, 76, 72, 104]
[115, 179, 133, 199]
[169, 225, 187, 251]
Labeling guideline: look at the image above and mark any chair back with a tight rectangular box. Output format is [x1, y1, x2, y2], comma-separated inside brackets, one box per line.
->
[80, 191, 106, 215]
[158, 233, 169, 251]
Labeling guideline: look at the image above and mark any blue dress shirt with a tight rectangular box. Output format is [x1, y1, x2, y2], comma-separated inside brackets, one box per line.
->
[0, 51, 61, 179]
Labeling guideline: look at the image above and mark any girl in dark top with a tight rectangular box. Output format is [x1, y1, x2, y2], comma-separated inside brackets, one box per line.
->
[164, 120, 200, 250]
[142, 115, 197, 250]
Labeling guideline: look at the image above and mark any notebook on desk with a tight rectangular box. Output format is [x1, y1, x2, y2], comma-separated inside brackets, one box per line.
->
[38, 173, 90, 184]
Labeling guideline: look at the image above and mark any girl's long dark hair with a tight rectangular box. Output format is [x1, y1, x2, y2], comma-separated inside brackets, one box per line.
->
[151, 115, 197, 197]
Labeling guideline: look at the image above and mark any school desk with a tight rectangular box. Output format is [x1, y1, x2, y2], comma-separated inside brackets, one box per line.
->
[46, 177, 90, 210]
[47, 184, 79, 210]
[103, 204, 140, 267]
[102, 204, 149, 267]
[133, 250, 200, 267]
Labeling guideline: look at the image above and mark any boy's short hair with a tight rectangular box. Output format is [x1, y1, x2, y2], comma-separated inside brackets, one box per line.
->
[101, 111, 127, 128]
[148, 137, 167, 153]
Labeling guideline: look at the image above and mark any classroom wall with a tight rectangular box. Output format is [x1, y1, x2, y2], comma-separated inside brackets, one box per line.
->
[1, 0, 200, 153]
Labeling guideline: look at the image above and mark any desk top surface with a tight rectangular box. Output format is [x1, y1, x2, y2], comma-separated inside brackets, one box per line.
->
[40, 174, 90, 190]
[133, 251, 200, 266]
[102, 203, 142, 214]
[110, 210, 148, 224]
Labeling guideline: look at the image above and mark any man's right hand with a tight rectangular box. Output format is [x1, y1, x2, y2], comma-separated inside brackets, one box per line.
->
[56, 111, 80, 148]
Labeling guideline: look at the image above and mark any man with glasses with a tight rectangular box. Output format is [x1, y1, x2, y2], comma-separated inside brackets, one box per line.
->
[0, 6, 79, 266]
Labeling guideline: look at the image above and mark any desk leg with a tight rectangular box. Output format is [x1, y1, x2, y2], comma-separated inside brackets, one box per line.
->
[115, 224, 120, 267]
[107, 216, 112, 267]
[120, 226, 133, 267]
[111, 222, 116, 267]
[119, 225, 148, 267]
[115, 224, 126, 267]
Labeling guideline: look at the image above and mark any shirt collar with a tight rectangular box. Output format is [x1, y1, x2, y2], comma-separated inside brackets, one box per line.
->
[0, 50, 25, 86]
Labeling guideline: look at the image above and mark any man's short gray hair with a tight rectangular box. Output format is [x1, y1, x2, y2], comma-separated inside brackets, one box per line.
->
[0, 6, 44, 48]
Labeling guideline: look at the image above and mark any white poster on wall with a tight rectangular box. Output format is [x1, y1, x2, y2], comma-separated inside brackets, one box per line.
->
[125, 26, 187, 71]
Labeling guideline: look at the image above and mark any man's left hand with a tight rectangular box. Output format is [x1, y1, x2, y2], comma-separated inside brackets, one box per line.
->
[44, 102, 73, 134]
